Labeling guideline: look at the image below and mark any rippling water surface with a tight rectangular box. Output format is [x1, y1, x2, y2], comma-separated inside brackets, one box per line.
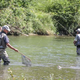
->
[0, 35, 80, 80]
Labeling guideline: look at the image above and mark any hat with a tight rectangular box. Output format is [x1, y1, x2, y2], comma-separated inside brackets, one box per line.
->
[76, 28, 80, 32]
[2, 25, 10, 31]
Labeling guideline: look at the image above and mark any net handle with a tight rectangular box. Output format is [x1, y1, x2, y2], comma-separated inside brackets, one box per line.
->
[18, 51, 31, 61]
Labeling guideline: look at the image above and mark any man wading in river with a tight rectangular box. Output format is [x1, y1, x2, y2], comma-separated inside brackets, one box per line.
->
[0, 25, 18, 65]
[74, 28, 80, 55]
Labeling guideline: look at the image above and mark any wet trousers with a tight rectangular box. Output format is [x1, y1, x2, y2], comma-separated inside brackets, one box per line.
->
[0, 50, 10, 65]
[77, 46, 80, 55]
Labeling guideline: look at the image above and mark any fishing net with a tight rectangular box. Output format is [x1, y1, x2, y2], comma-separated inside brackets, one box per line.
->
[21, 55, 31, 66]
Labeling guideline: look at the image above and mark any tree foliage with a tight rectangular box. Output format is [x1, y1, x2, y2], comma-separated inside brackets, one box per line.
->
[0, 0, 80, 35]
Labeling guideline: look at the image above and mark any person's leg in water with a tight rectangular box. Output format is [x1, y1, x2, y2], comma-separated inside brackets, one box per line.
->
[1, 51, 10, 65]
[77, 46, 80, 55]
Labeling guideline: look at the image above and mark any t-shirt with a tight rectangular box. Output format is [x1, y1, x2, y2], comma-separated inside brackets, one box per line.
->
[4, 35, 9, 44]
[74, 34, 80, 41]
[74, 34, 80, 45]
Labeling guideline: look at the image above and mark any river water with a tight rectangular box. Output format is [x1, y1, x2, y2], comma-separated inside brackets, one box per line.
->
[0, 35, 80, 80]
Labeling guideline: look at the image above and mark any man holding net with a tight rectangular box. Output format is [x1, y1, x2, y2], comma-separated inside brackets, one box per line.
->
[0, 25, 18, 65]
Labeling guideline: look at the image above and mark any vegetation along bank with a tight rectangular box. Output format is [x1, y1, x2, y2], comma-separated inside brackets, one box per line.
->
[0, 0, 80, 36]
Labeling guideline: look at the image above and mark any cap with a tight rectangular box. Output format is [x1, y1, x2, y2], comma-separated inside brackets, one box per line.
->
[2, 25, 10, 31]
[76, 28, 80, 32]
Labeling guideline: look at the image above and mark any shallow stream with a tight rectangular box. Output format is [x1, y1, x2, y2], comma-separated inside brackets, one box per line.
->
[0, 35, 79, 80]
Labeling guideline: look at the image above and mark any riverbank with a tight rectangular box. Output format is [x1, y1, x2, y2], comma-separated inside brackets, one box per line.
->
[7, 25, 76, 37]
[7, 26, 55, 36]
[0, 0, 79, 37]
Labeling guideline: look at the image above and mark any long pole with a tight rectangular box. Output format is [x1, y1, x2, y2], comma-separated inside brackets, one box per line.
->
[18, 51, 31, 61]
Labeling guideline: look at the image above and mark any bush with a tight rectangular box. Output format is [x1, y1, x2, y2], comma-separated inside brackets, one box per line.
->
[31, 11, 54, 35]
[0, 0, 80, 35]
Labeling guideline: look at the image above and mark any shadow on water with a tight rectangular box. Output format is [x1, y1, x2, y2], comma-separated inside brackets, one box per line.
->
[1, 36, 80, 80]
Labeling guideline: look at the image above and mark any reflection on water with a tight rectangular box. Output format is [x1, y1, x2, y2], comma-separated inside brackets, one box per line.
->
[0, 65, 9, 80]
[1, 35, 80, 80]
[76, 56, 80, 67]
[75, 56, 80, 80]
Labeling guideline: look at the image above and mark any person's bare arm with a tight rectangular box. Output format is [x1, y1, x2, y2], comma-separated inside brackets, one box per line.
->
[6, 43, 18, 52]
